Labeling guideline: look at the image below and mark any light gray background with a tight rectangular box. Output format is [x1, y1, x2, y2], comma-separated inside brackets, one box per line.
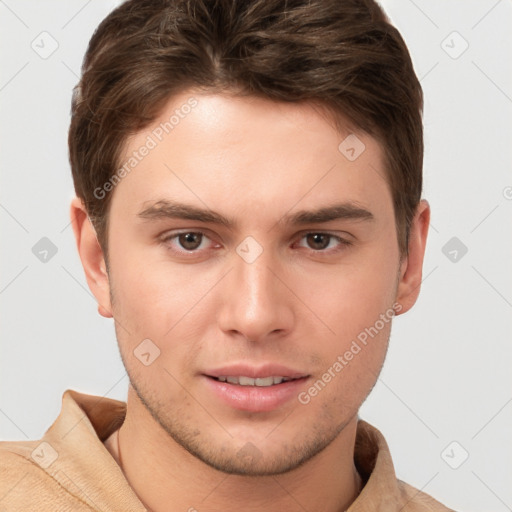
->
[1, 1, 511, 511]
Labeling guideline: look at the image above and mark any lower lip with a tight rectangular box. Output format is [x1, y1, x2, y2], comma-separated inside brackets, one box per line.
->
[203, 376, 309, 412]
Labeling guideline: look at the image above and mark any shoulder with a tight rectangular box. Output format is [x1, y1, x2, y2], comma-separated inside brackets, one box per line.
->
[397, 479, 457, 511]
[0, 440, 91, 510]
[0, 438, 41, 475]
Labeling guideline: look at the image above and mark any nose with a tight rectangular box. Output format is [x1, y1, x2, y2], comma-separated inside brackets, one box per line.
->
[217, 246, 295, 343]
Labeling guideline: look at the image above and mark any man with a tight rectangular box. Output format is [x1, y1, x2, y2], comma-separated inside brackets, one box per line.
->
[0, 0, 454, 510]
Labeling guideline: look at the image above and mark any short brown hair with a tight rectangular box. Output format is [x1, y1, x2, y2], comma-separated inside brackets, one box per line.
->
[69, 0, 423, 260]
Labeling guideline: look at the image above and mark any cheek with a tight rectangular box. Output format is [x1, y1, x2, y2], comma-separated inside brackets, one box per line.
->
[309, 256, 398, 338]
[108, 249, 218, 365]
[297, 243, 399, 383]
[109, 244, 189, 317]
[109, 257, 206, 390]
[299, 307, 393, 415]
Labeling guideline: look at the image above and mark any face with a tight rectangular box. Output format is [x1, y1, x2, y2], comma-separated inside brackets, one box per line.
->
[87, 90, 411, 475]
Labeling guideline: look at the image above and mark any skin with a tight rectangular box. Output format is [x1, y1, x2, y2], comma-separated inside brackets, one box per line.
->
[71, 89, 430, 512]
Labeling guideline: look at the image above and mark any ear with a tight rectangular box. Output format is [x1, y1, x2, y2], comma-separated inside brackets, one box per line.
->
[70, 197, 113, 318]
[395, 199, 430, 315]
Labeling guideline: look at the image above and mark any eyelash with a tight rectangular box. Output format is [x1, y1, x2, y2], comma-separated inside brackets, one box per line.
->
[159, 230, 353, 257]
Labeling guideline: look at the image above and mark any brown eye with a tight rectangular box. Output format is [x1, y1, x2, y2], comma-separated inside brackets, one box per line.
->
[305, 233, 331, 250]
[178, 232, 203, 250]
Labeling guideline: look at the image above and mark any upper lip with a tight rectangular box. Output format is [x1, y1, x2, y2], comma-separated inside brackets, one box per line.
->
[204, 364, 308, 380]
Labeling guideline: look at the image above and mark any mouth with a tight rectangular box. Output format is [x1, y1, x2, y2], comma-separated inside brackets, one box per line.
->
[209, 375, 301, 387]
[202, 365, 310, 412]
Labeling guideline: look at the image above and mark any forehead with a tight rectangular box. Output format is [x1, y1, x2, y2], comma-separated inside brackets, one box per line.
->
[111, 89, 392, 225]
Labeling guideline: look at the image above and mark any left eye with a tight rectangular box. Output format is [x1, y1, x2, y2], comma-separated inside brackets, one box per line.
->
[298, 233, 347, 251]
[163, 232, 210, 251]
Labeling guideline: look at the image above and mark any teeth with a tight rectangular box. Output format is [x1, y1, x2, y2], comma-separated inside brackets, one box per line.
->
[255, 377, 274, 386]
[215, 376, 293, 387]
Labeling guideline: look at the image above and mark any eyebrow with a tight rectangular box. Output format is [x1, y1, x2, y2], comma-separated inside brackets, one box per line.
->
[285, 204, 374, 225]
[137, 199, 374, 227]
[138, 200, 231, 226]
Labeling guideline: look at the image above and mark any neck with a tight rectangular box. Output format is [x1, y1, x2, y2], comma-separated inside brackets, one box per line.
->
[105, 387, 363, 512]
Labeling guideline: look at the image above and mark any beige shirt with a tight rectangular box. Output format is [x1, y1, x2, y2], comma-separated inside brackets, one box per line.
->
[0, 389, 454, 511]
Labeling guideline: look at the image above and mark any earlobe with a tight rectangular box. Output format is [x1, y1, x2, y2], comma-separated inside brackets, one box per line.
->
[395, 200, 430, 315]
[69, 197, 113, 319]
